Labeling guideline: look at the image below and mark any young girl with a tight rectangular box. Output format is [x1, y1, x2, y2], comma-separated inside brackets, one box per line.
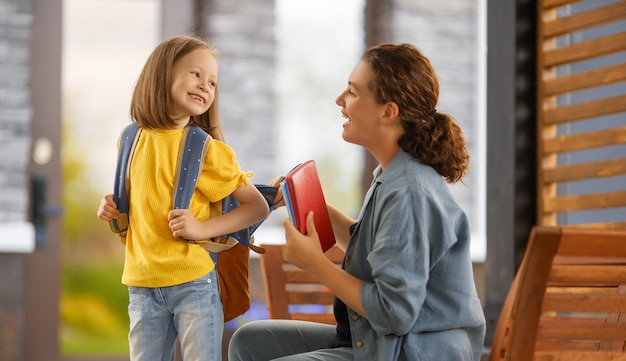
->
[228, 43, 486, 361]
[97, 35, 270, 361]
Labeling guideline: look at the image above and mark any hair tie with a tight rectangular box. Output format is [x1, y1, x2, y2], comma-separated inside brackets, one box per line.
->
[430, 108, 437, 117]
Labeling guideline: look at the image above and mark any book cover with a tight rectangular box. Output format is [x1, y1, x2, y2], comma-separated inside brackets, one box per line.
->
[281, 160, 336, 252]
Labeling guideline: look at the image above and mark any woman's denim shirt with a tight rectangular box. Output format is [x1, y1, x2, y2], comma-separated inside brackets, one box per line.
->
[343, 150, 486, 361]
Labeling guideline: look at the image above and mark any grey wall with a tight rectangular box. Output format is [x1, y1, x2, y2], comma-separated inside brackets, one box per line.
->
[0, 0, 32, 224]
[0, 0, 33, 359]
[200, 0, 277, 184]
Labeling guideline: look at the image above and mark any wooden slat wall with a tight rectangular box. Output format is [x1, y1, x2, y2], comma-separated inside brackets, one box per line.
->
[537, 0, 626, 229]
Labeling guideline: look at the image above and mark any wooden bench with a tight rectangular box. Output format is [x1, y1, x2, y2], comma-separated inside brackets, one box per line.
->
[490, 226, 626, 361]
[259, 244, 344, 325]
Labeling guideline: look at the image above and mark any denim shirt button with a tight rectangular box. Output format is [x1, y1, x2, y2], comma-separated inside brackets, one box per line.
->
[355, 340, 363, 348]
[351, 314, 359, 321]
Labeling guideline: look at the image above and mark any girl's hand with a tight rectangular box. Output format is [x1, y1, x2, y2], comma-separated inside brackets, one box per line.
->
[168, 209, 203, 241]
[97, 194, 119, 221]
[283, 211, 325, 273]
[269, 175, 286, 208]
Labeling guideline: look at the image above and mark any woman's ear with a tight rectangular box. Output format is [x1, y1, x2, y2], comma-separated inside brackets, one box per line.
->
[381, 102, 399, 124]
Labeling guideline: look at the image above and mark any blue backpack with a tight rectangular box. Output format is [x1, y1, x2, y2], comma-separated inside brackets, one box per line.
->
[109, 122, 277, 321]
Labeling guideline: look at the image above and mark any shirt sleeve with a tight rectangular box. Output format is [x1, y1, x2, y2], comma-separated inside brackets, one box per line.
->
[196, 139, 253, 203]
[360, 185, 433, 335]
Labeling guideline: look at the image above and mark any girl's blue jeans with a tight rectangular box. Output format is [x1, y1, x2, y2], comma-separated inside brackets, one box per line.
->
[128, 270, 223, 361]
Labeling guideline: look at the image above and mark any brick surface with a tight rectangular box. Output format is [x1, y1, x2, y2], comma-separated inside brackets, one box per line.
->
[201, 0, 277, 183]
[0, 0, 32, 223]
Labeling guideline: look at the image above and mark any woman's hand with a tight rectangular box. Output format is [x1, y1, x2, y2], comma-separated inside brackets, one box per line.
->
[97, 194, 119, 221]
[283, 211, 325, 273]
[168, 209, 204, 241]
[284, 211, 367, 317]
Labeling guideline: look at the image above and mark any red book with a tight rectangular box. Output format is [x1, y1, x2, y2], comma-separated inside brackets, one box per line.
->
[281, 160, 336, 252]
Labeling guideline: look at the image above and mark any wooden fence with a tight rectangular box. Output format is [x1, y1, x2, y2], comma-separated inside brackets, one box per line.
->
[537, 0, 626, 229]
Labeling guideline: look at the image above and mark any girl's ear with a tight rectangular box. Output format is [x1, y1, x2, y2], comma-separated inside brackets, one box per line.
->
[381, 101, 399, 124]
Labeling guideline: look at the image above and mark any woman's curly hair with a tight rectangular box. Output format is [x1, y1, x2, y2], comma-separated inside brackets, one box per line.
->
[362, 43, 469, 183]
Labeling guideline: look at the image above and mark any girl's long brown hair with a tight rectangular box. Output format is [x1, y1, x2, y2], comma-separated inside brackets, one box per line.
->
[362, 43, 469, 183]
[130, 35, 224, 141]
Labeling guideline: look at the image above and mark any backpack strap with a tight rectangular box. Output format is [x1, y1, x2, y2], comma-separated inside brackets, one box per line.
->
[172, 126, 211, 210]
[109, 122, 141, 242]
[109, 123, 276, 254]
[169, 126, 249, 254]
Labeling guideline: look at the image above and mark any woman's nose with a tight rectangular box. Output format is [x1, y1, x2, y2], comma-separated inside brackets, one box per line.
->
[335, 93, 343, 106]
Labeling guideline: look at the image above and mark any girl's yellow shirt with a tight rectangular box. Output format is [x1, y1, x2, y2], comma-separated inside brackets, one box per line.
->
[121, 128, 251, 287]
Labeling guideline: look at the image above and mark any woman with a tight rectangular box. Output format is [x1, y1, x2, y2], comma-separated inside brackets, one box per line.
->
[229, 43, 486, 361]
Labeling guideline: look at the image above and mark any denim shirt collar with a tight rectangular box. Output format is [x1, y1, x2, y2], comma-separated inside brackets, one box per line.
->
[358, 150, 413, 221]
[372, 149, 413, 185]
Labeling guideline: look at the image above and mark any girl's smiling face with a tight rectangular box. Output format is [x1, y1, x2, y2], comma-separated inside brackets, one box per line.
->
[335, 60, 387, 149]
[169, 48, 218, 128]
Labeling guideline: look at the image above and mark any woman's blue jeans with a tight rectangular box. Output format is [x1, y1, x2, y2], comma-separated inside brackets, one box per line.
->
[228, 319, 353, 361]
[128, 270, 223, 361]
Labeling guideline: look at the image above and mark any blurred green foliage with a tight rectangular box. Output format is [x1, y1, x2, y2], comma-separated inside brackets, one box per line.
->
[61, 119, 128, 355]
[61, 262, 129, 355]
